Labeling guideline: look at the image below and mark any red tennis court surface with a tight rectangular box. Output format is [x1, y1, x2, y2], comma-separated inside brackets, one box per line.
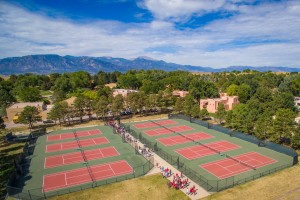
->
[133, 120, 177, 129]
[157, 132, 214, 146]
[175, 140, 240, 160]
[47, 129, 102, 142]
[44, 146, 120, 168]
[43, 160, 133, 192]
[144, 125, 194, 136]
[201, 152, 277, 179]
[46, 137, 109, 153]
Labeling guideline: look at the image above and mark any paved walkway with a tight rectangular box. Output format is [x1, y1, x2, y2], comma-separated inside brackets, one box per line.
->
[146, 152, 212, 200]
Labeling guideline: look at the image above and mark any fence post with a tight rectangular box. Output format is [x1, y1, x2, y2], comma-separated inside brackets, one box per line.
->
[42, 188, 47, 199]
[28, 190, 32, 200]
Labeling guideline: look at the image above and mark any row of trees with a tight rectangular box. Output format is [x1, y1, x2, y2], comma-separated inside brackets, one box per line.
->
[2, 70, 300, 150]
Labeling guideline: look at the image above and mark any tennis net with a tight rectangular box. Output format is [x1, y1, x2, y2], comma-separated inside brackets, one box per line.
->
[195, 141, 221, 154]
[73, 130, 96, 182]
[225, 154, 256, 170]
[150, 120, 221, 154]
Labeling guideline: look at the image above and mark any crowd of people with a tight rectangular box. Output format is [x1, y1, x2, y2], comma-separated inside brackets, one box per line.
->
[159, 165, 197, 196]
[107, 119, 153, 158]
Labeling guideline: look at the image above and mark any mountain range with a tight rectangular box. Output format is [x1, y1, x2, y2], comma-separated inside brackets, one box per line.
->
[0, 54, 299, 75]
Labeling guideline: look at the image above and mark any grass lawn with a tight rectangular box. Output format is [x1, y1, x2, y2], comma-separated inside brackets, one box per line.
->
[202, 157, 300, 200]
[49, 174, 189, 200]
[40, 90, 53, 96]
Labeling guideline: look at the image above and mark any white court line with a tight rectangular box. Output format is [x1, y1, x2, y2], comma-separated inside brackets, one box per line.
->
[64, 173, 67, 185]
[108, 164, 116, 175]
[92, 139, 96, 144]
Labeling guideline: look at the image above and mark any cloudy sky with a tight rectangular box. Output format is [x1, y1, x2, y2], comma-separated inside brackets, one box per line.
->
[0, 0, 300, 68]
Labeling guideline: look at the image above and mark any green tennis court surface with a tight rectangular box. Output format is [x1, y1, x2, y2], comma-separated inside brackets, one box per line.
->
[9, 125, 152, 199]
[127, 116, 295, 191]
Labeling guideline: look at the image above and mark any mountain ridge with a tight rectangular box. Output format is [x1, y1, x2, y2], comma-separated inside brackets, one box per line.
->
[0, 54, 299, 75]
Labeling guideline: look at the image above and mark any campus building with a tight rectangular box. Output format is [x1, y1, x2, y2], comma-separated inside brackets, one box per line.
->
[172, 90, 189, 98]
[199, 93, 239, 113]
[112, 89, 138, 98]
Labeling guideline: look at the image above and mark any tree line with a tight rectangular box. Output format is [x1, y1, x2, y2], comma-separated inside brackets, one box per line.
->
[1, 70, 300, 149]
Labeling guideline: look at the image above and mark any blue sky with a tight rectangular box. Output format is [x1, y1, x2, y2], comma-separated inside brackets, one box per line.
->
[0, 0, 300, 68]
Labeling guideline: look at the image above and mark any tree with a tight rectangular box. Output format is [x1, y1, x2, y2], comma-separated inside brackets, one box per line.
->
[254, 113, 273, 140]
[127, 92, 139, 114]
[291, 75, 300, 96]
[252, 87, 273, 103]
[48, 102, 69, 125]
[191, 104, 200, 118]
[96, 86, 112, 102]
[157, 90, 166, 112]
[0, 116, 5, 129]
[237, 84, 251, 103]
[111, 94, 124, 116]
[148, 94, 158, 111]
[227, 84, 239, 96]
[73, 96, 86, 123]
[291, 124, 300, 149]
[228, 104, 248, 130]
[174, 98, 184, 113]
[272, 108, 296, 143]
[216, 103, 226, 124]
[199, 108, 209, 120]
[183, 94, 195, 116]
[117, 73, 141, 89]
[93, 96, 109, 120]
[69, 71, 92, 90]
[18, 87, 41, 102]
[273, 92, 297, 112]
[18, 106, 39, 129]
[52, 90, 67, 103]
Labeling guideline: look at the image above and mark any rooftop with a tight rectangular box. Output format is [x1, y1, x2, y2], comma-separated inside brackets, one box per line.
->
[8, 102, 43, 109]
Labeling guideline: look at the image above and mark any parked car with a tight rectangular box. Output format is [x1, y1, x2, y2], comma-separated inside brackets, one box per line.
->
[43, 119, 54, 124]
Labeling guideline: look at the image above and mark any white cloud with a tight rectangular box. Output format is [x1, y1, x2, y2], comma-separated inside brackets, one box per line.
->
[0, 1, 300, 69]
[142, 0, 226, 20]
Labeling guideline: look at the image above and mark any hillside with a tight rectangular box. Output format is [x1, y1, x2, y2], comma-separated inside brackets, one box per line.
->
[0, 54, 300, 74]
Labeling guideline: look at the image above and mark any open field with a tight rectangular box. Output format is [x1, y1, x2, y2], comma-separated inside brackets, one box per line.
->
[49, 174, 189, 200]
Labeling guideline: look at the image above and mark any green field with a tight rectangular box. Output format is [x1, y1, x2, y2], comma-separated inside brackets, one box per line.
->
[8, 125, 151, 199]
[127, 117, 294, 191]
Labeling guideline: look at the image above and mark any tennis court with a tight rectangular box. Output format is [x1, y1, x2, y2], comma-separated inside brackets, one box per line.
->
[47, 129, 102, 142]
[46, 137, 109, 153]
[133, 119, 177, 129]
[126, 116, 295, 191]
[157, 132, 214, 146]
[175, 140, 240, 160]
[144, 125, 194, 136]
[44, 146, 120, 168]
[43, 160, 133, 192]
[10, 125, 152, 199]
[201, 152, 277, 179]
